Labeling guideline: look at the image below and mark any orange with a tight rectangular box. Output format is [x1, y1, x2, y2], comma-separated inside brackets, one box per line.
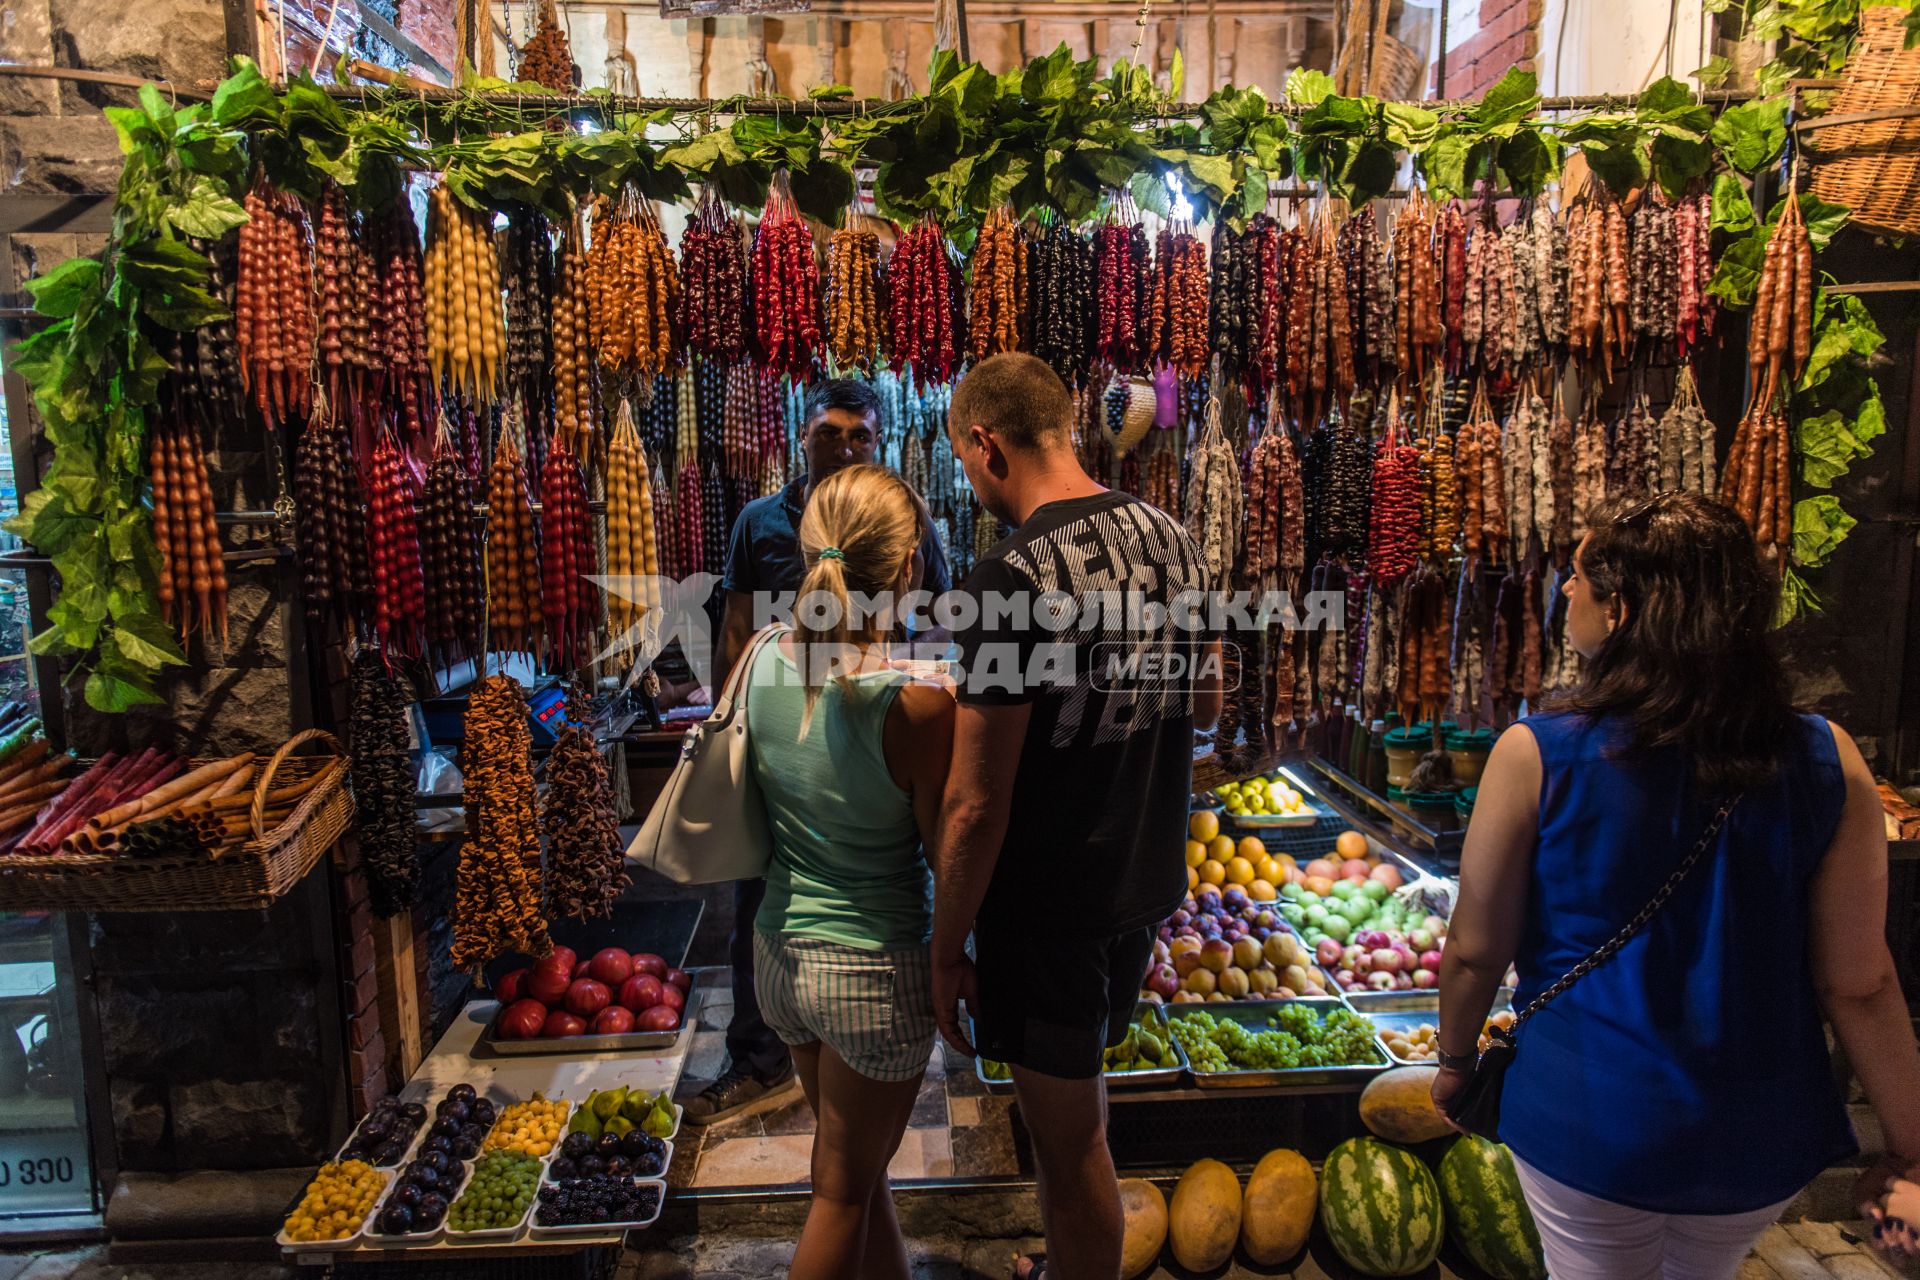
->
[1207, 835, 1236, 863]
[1189, 810, 1221, 843]
[1225, 856, 1257, 886]
[1335, 830, 1369, 860]
[1187, 864, 1199, 891]
[1257, 856, 1284, 885]
[1236, 835, 1266, 862]
[1248, 879, 1277, 902]
[1185, 840, 1207, 869]
[1199, 859, 1227, 887]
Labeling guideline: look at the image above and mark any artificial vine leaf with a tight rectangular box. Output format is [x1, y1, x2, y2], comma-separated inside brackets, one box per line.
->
[1791, 494, 1856, 568]
[1419, 133, 1475, 200]
[1710, 172, 1756, 234]
[1284, 68, 1335, 106]
[1475, 68, 1541, 127]
[110, 613, 186, 670]
[1707, 228, 1766, 306]
[211, 56, 281, 129]
[1383, 102, 1439, 150]
[167, 177, 249, 239]
[1202, 85, 1269, 152]
[1710, 96, 1789, 173]
[1795, 191, 1850, 249]
[1796, 405, 1882, 487]
[25, 258, 102, 319]
[809, 83, 853, 100]
[790, 157, 855, 226]
[84, 669, 166, 714]
[1499, 129, 1557, 194]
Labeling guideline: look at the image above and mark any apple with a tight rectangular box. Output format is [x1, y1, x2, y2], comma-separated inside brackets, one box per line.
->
[1408, 928, 1435, 952]
[1412, 968, 1438, 989]
[1367, 971, 1398, 991]
[495, 968, 529, 1005]
[1372, 948, 1402, 973]
[590, 1006, 636, 1035]
[1335, 969, 1356, 987]
[1314, 938, 1343, 968]
[1199, 939, 1232, 974]
[657, 983, 686, 1013]
[1151, 939, 1170, 965]
[527, 965, 572, 1006]
[1422, 915, 1448, 936]
[588, 948, 635, 988]
[1354, 952, 1373, 974]
[635, 1005, 681, 1033]
[496, 998, 549, 1040]
[546, 946, 578, 974]
[664, 968, 692, 993]
[1146, 965, 1180, 999]
[631, 953, 668, 979]
[618, 974, 665, 1012]
[1395, 972, 1414, 990]
[564, 978, 611, 1019]
[1371, 864, 1405, 890]
[1420, 949, 1444, 972]
[542, 1010, 587, 1038]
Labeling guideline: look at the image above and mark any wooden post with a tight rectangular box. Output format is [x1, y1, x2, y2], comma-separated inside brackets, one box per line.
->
[374, 910, 425, 1077]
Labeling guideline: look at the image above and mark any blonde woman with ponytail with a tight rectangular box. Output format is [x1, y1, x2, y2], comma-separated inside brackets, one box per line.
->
[744, 463, 954, 1280]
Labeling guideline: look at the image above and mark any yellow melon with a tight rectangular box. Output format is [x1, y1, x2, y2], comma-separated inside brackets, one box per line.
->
[1359, 1065, 1455, 1144]
[1118, 1178, 1168, 1279]
[1168, 1158, 1242, 1272]
[1241, 1148, 1317, 1264]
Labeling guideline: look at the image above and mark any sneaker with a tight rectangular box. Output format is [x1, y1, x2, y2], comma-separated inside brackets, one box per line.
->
[683, 1062, 800, 1126]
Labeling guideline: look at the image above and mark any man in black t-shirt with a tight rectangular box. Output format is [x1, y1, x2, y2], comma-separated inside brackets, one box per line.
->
[935, 354, 1221, 1280]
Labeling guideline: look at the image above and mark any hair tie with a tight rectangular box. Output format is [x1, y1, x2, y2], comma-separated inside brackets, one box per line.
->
[817, 546, 845, 562]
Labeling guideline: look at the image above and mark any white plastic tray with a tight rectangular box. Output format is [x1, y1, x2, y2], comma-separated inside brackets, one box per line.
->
[527, 1177, 666, 1237]
[275, 1168, 391, 1252]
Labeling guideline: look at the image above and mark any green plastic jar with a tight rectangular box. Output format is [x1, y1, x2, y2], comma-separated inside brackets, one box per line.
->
[1445, 728, 1496, 787]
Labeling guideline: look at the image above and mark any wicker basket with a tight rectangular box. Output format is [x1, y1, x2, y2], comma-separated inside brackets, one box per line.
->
[0, 730, 351, 914]
[1809, 6, 1920, 236]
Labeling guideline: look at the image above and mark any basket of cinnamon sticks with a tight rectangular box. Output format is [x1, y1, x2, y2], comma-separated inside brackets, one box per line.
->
[0, 729, 351, 913]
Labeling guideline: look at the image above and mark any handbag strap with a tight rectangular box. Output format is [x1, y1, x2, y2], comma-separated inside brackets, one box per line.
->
[710, 625, 788, 722]
[1513, 794, 1740, 1030]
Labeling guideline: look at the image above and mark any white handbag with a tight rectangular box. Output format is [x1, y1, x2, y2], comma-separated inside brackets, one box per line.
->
[627, 625, 784, 884]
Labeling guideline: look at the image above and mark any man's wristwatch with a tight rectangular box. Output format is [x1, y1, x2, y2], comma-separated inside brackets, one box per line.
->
[1435, 1048, 1477, 1072]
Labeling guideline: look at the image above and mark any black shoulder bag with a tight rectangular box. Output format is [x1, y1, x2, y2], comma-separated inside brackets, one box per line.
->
[1443, 796, 1740, 1142]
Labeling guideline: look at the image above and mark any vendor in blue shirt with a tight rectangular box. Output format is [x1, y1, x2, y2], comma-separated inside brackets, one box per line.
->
[685, 377, 952, 1127]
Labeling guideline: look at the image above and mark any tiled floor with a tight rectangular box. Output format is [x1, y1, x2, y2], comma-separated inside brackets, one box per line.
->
[669, 971, 1018, 1191]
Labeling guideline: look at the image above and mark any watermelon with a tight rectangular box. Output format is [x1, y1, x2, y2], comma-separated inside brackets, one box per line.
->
[1318, 1137, 1443, 1276]
[1439, 1136, 1547, 1280]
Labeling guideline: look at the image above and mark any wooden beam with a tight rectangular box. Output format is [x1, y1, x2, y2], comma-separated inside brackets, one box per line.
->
[374, 909, 425, 1078]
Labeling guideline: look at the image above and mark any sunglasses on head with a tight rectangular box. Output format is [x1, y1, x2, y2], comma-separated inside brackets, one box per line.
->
[1610, 492, 1676, 529]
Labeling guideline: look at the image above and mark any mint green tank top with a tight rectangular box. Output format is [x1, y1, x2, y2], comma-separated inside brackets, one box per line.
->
[745, 638, 931, 951]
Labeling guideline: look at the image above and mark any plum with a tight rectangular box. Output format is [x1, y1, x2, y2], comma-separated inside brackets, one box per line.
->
[379, 1204, 415, 1235]
[401, 1102, 427, 1125]
[416, 1192, 449, 1226]
[448, 1084, 477, 1102]
[391, 1181, 423, 1208]
[562, 1131, 594, 1159]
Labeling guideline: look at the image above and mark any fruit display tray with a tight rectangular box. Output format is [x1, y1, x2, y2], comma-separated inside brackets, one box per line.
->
[1225, 799, 1332, 829]
[1343, 990, 1513, 1068]
[1168, 998, 1389, 1088]
[527, 1177, 667, 1238]
[974, 1003, 1191, 1093]
[475, 974, 698, 1056]
[275, 1168, 392, 1252]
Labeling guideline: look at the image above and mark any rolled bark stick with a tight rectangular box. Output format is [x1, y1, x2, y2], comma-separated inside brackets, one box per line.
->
[15, 751, 125, 853]
[187, 771, 323, 817]
[91, 760, 258, 844]
[0, 756, 71, 805]
[84, 754, 254, 833]
[0, 740, 53, 790]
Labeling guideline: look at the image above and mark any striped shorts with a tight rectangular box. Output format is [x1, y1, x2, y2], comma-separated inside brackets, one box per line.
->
[751, 931, 937, 1083]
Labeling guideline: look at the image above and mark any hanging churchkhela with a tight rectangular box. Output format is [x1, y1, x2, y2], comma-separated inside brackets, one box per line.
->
[237, 173, 316, 426]
[968, 208, 1027, 363]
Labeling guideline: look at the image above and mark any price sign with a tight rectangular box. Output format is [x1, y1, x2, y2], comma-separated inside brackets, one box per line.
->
[0, 1129, 91, 1214]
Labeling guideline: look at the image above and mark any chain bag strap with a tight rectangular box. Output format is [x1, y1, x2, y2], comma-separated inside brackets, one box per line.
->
[1444, 795, 1741, 1141]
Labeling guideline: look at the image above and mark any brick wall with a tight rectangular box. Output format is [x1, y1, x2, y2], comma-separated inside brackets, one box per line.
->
[1439, 0, 1542, 98]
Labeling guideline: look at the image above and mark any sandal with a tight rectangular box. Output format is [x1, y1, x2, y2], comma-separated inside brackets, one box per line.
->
[1012, 1253, 1048, 1280]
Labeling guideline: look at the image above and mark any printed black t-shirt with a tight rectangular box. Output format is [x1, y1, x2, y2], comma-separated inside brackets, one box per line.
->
[952, 491, 1213, 936]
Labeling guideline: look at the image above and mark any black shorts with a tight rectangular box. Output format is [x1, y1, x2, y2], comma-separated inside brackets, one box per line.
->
[970, 922, 1155, 1079]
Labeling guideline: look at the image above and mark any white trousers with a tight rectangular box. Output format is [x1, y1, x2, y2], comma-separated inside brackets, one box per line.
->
[1512, 1154, 1795, 1280]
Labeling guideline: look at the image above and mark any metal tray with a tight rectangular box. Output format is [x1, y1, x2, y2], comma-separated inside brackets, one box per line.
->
[474, 973, 697, 1056]
[975, 1003, 1190, 1092]
[1102, 1002, 1190, 1088]
[1167, 998, 1388, 1088]
[1343, 991, 1513, 1067]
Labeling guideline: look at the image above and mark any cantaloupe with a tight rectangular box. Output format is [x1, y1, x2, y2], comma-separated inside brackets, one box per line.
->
[1168, 1158, 1242, 1272]
[1118, 1178, 1168, 1279]
[1359, 1065, 1455, 1144]
[1241, 1148, 1317, 1265]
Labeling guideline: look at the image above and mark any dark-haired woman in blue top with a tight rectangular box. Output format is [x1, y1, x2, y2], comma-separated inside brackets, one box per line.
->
[1435, 492, 1920, 1280]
